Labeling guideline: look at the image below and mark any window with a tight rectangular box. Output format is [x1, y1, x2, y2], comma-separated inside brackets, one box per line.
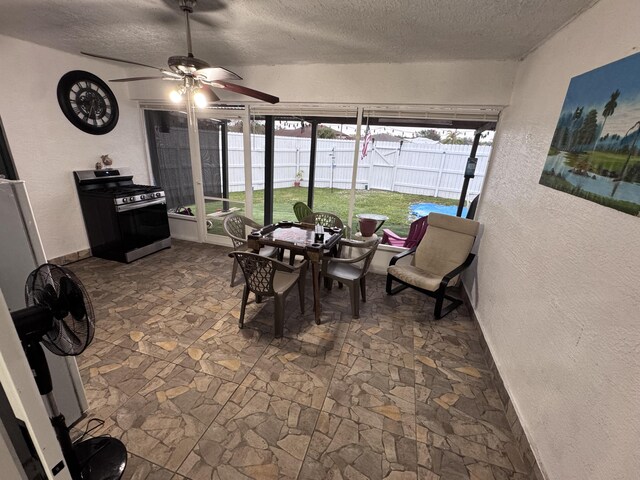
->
[142, 104, 498, 249]
[144, 110, 196, 211]
[352, 118, 493, 238]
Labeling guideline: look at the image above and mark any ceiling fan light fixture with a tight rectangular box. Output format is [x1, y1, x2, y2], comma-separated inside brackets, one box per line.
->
[80, 0, 278, 105]
[193, 89, 208, 108]
[169, 88, 184, 103]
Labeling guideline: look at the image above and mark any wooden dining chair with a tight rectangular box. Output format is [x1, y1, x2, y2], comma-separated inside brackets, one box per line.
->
[223, 214, 278, 287]
[231, 252, 307, 337]
[321, 238, 380, 318]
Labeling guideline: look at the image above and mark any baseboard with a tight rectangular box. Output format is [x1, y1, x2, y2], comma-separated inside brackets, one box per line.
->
[460, 284, 545, 480]
[48, 248, 91, 266]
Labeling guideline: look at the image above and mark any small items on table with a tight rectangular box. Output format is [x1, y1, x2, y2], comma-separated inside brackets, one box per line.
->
[247, 222, 343, 324]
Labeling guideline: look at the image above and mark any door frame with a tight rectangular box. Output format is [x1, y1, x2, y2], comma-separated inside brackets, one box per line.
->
[194, 107, 253, 245]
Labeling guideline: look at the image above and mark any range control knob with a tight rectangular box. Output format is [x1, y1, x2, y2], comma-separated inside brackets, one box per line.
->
[155, 192, 162, 198]
[129, 196, 135, 202]
[140, 194, 146, 200]
[122, 198, 128, 203]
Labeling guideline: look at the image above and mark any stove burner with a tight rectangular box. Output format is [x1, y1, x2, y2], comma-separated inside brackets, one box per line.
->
[89, 184, 162, 197]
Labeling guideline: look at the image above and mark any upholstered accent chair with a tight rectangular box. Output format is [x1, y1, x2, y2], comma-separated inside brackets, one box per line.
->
[231, 252, 307, 337]
[386, 213, 479, 319]
[223, 214, 278, 287]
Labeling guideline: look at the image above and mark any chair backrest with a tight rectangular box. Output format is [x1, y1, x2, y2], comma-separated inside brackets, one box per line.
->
[414, 213, 479, 277]
[231, 252, 278, 296]
[404, 216, 430, 249]
[302, 212, 344, 229]
[223, 214, 261, 249]
[333, 238, 380, 276]
[293, 202, 313, 221]
[359, 238, 381, 276]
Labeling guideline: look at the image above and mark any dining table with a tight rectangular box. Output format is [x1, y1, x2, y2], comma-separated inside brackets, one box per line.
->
[247, 221, 343, 324]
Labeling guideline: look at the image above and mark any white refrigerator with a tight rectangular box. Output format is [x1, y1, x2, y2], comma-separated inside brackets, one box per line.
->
[0, 179, 87, 424]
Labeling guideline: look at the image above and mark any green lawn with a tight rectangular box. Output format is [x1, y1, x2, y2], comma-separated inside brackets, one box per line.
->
[557, 150, 640, 177]
[198, 187, 460, 237]
[586, 150, 640, 173]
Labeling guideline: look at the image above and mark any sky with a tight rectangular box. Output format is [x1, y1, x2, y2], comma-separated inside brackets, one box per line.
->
[560, 51, 640, 138]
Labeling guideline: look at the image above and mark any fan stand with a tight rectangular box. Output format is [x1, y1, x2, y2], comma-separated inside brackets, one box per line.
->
[12, 306, 127, 480]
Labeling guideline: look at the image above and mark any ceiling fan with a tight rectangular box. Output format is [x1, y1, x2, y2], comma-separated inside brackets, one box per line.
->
[81, 0, 279, 105]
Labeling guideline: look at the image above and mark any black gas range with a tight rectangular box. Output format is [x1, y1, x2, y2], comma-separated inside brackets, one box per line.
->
[74, 168, 171, 263]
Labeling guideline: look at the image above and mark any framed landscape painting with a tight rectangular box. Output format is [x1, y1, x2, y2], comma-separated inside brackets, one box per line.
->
[539, 52, 640, 216]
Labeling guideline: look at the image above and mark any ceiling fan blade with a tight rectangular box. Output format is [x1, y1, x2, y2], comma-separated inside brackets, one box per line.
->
[191, 13, 217, 28]
[211, 80, 279, 104]
[160, 0, 227, 14]
[196, 67, 242, 82]
[81, 51, 164, 71]
[82, 52, 183, 79]
[201, 84, 220, 102]
[109, 76, 166, 82]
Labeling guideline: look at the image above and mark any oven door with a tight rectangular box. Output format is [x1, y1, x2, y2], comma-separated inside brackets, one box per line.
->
[116, 199, 171, 252]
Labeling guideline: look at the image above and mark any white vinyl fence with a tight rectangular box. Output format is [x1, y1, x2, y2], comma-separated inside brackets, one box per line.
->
[226, 133, 491, 200]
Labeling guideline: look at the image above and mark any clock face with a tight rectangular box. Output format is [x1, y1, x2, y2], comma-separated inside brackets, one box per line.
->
[57, 70, 119, 135]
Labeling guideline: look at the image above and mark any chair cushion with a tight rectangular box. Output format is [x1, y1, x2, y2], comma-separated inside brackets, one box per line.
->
[427, 213, 479, 236]
[273, 270, 299, 294]
[413, 214, 478, 278]
[387, 265, 444, 292]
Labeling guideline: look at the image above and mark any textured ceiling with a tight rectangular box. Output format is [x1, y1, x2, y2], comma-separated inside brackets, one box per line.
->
[0, 0, 597, 68]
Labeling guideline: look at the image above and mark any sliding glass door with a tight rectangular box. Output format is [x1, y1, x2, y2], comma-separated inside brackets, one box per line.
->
[144, 105, 497, 249]
[196, 109, 250, 241]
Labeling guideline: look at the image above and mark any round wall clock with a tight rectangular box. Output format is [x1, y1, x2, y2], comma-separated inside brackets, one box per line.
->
[56, 70, 119, 135]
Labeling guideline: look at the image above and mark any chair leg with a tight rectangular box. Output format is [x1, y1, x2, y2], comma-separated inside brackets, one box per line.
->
[298, 276, 305, 314]
[239, 286, 249, 328]
[385, 273, 393, 294]
[386, 274, 408, 295]
[348, 283, 360, 318]
[435, 291, 463, 320]
[274, 295, 285, 338]
[360, 276, 366, 302]
[325, 277, 333, 291]
[434, 288, 445, 319]
[230, 259, 238, 287]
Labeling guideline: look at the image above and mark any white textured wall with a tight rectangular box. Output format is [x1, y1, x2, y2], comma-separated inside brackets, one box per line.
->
[128, 60, 517, 106]
[465, 0, 640, 478]
[0, 35, 150, 260]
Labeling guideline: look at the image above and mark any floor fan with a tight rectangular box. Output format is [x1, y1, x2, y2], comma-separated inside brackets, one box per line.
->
[10, 264, 127, 479]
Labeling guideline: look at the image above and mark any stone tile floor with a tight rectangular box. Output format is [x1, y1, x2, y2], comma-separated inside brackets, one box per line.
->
[68, 240, 529, 480]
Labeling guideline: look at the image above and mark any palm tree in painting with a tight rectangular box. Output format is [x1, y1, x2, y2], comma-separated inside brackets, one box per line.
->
[611, 120, 640, 196]
[569, 107, 583, 152]
[593, 89, 620, 152]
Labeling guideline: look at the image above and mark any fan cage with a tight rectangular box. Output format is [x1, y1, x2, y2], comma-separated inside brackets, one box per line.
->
[25, 264, 95, 356]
